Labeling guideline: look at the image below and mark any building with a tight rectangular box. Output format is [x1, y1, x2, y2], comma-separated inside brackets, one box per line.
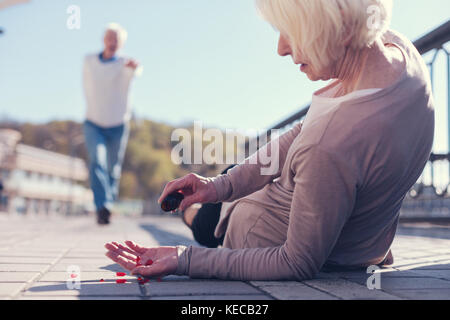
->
[0, 129, 93, 215]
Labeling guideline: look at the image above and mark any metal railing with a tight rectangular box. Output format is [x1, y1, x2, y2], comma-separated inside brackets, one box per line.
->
[248, 20, 450, 199]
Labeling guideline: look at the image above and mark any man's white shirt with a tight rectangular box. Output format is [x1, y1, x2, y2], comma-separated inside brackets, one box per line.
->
[83, 54, 142, 128]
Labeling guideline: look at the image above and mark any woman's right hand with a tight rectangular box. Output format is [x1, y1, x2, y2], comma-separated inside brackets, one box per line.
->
[158, 173, 218, 212]
[105, 241, 179, 278]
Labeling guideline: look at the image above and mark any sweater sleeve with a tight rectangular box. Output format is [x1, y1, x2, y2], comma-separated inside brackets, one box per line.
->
[124, 64, 143, 78]
[211, 121, 303, 202]
[175, 145, 357, 280]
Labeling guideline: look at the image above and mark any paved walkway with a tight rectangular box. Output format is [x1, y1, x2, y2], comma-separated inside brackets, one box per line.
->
[0, 213, 449, 300]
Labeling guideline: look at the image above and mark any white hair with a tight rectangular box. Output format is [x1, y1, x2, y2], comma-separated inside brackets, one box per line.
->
[105, 22, 128, 47]
[256, 0, 393, 71]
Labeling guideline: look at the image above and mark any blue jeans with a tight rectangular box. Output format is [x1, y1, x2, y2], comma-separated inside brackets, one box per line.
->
[83, 120, 129, 211]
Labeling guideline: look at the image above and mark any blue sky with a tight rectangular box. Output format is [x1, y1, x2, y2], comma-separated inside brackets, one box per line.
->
[0, 0, 449, 153]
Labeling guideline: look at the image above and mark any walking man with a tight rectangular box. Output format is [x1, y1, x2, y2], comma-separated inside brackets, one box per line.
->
[83, 23, 142, 224]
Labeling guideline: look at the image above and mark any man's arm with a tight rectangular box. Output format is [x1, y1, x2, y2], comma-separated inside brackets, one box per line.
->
[125, 58, 143, 77]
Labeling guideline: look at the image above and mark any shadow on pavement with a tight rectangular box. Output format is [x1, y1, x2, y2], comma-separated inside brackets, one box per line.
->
[100, 263, 124, 272]
[26, 280, 142, 299]
[139, 223, 199, 247]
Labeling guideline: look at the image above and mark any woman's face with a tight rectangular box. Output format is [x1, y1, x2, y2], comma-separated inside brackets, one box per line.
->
[277, 33, 334, 81]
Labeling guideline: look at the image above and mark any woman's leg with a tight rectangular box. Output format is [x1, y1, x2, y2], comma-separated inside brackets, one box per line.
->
[188, 164, 237, 248]
[190, 202, 225, 248]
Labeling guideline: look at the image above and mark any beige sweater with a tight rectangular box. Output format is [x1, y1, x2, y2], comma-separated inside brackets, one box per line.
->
[176, 30, 435, 280]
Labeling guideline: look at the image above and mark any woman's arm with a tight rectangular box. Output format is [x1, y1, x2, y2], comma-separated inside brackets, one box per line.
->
[157, 121, 304, 211]
[176, 145, 357, 280]
[104, 145, 357, 280]
[211, 121, 303, 203]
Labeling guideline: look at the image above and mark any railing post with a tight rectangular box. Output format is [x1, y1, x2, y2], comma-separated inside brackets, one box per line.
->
[446, 48, 450, 159]
[427, 49, 440, 92]
[446, 48, 450, 189]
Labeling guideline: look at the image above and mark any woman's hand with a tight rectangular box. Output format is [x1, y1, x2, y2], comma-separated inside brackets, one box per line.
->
[158, 173, 218, 212]
[105, 241, 178, 278]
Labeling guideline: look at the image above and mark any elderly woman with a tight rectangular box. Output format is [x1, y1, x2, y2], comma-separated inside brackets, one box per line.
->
[105, 0, 434, 280]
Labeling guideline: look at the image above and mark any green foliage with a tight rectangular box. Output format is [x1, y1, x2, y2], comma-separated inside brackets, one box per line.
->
[0, 118, 230, 199]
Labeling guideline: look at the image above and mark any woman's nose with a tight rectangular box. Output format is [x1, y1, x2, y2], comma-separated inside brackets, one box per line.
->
[277, 35, 291, 57]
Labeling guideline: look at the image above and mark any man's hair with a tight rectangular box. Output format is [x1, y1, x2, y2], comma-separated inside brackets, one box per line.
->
[256, 0, 393, 71]
[105, 22, 128, 47]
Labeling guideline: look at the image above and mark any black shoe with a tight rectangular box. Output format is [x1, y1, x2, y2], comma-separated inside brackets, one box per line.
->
[97, 208, 111, 225]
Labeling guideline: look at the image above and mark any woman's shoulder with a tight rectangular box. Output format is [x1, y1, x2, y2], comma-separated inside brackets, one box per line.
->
[382, 30, 408, 45]
[382, 29, 430, 82]
[381, 29, 417, 55]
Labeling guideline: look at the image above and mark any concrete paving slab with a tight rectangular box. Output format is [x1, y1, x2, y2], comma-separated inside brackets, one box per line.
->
[394, 260, 450, 271]
[376, 277, 450, 290]
[405, 269, 450, 280]
[2, 216, 449, 300]
[0, 251, 63, 258]
[0, 264, 49, 272]
[0, 272, 40, 282]
[79, 296, 144, 300]
[64, 252, 108, 258]
[19, 296, 143, 300]
[329, 269, 437, 280]
[250, 281, 337, 300]
[18, 296, 82, 300]
[0, 256, 57, 264]
[149, 295, 273, 300]
[57, 257, 112, 264]
[142, 280, 261, 297]
[303, 278, 402, 300]
[429, 248, 450, 254]
[24, 280, 142, 296]
[345, 273, 450, 290]
[50, 262, 124, 272]
[39, 271, 134, 282]
[0, 282, 27, 297]
[388, 289, 450, 300]
[11, 247, 69, 253]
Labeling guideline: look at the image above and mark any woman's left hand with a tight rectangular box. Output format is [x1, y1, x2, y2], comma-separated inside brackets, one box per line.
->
[105, 241, 178, 278]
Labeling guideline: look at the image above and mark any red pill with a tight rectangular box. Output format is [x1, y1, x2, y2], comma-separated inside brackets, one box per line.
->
[116, 272, 126, 277]
[135, 257, 143, 266]
[99, 279, 105, 282]
[116, 279, 127, 284]
[146, 259, 153, 266]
